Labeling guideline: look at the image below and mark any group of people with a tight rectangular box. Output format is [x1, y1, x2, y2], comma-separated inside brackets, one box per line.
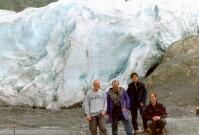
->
[84, 72, 167, 135]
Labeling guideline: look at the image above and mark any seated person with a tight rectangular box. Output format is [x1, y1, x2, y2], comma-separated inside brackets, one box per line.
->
[143, 92, 167, 135]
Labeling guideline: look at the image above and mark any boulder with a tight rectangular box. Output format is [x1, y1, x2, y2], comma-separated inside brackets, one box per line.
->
[146, 35, 199, 116]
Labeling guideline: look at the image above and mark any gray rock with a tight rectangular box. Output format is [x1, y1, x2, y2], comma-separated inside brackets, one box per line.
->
[0, 0, 57, 12]
[146, 35, 199, 117]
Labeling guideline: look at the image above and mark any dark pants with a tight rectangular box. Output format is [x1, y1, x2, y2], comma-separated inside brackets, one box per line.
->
[130, 106, 148, 130]
[147, 118, 167, 135]
[89, 115, 107, 135]
[112, 113, 132, 135]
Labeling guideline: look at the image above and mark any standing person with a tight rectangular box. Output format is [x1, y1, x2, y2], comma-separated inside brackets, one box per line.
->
[143, 92, 167, 135]
[84, 79, 107, 135]
[126, 72, 149, 134]
[107, 80, 133, 135]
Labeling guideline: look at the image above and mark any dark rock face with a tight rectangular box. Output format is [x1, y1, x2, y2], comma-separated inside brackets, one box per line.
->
[0, 0, 57, 12]
[146, 35, 199, 116]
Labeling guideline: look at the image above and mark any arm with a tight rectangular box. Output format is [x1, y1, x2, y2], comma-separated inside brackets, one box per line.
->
[126, 85, 133, 106]
[126, 85, 130, 96]
[84, 92, 91, 120]
[106, 93, 111, 115]
[160, 105, 167, 118]
[153, 104, 167, 121]
[143, 106, 152, 121]
[124, 91, 130, 110]
[141, 84, 147, 104]
[84, 92, 90, 115]
[102, 91, 107, 113]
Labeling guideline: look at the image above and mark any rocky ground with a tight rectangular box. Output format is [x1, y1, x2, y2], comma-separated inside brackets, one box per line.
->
[0, 3, 198, 132]
[0, 106, 198, 135]
[0, 0, 57, 12]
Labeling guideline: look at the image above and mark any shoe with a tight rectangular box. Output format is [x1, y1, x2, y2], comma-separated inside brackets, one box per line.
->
[144, 128, 151, 133]
[134, 129, 139, 134]
[151, 131, 158, 135]
[151, 130, 158, 135]
[159, 132, 165, 135]
[159, 129, 165, 135]
[160, 133, 165, 135]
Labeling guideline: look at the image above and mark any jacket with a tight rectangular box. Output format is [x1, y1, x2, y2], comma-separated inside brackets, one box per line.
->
[84, 89, 107, 116]
[126, 81, 147, 107]
[143, 102, 167, 121]
[107, 87, 130, 123]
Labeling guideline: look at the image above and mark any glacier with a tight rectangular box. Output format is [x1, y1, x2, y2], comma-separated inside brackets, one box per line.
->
[0, 0, 198, 109]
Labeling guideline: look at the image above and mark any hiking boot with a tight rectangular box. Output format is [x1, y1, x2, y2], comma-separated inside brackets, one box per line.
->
[151, 130, 158, 135]
[151, 132, 157, 135]
[159, 129, 165, 135]
[134, 129, 139, 134]
[144, 128, 151, 133]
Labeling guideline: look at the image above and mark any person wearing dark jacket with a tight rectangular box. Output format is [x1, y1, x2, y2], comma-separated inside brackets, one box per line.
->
[126, 72, 149, 134]
[107, 80, 132, 135]
[143, 92, 167, 135]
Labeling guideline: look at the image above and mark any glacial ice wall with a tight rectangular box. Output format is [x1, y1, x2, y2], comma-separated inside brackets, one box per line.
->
[0, 0, 198, 109]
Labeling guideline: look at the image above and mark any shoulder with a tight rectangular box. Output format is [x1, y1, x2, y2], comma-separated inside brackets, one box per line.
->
[127, 82, 134, 88]
[157, 102, 165, 107]
[107, 88, 112, 95]
[120, 87, 127, 94]
[85, 90, 93, 99]
[86, 90, 93, 96]
[138, 81, 145, 87]
[99, 89, 106, 95]
[145, 104, 153, 110]
[86, 90, 92, 94]
[146, 103, 151, 108]
[120, 87, 126, 92]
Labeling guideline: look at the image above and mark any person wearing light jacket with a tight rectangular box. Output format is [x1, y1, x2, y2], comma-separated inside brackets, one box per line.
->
[84, 79, 107, 135]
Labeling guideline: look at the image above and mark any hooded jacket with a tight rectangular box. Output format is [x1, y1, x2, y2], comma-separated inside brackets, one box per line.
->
[107, 87, 130, 123]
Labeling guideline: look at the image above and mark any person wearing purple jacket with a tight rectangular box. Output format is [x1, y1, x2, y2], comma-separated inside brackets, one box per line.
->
[107, 80, 133, 135]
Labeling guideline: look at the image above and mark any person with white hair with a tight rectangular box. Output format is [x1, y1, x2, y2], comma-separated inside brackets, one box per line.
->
[84, 79, 107, 135]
